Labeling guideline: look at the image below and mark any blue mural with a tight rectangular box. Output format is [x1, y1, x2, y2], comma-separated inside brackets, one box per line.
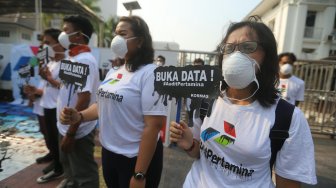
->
[0, 102, 42, 138]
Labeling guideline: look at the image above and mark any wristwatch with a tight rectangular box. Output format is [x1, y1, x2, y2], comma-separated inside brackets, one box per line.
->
[133, 172, 146, 180]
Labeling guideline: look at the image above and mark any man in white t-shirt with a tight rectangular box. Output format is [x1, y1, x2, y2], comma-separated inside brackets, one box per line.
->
[56, 15, 99, 188]
[278, 52, 305, 106]
[33, 28, 66, 183]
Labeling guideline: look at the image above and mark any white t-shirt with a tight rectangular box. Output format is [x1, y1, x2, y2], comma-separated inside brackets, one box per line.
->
[97, 64, 167, 158]
[278, 76, 305, 105]
[40, 60, 60, 109]
[32, 80, 45, 116]
[57, 52, 99, 139]
[184, 97, 317, 188]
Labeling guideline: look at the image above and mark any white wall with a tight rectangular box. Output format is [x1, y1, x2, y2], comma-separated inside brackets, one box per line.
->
[0, 43, 13, 90]
[0, 24, 35, 45]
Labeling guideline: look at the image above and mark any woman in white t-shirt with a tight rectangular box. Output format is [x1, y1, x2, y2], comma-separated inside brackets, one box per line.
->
[59, 16, 167, 188]
[169, 17, 317, 188]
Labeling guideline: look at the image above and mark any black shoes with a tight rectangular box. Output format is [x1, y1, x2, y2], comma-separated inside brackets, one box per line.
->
[36, 153, 53, 164]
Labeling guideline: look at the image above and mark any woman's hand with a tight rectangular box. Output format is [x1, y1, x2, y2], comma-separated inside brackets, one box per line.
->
[169, 121, 194, 150]
[59, 107, 81, 125]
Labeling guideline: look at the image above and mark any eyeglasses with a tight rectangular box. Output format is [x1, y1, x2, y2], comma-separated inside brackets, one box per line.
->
[220, 41, 259, 55]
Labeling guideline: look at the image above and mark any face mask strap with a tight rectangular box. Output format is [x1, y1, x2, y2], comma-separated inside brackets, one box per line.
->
[80, 32, 90, 41]
[67, 31, 90, 45]
[126, 36, 137, 41]
[224, 80, 259, 102]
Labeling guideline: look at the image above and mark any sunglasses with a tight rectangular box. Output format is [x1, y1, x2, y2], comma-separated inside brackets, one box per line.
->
[220, 41, 260, 55]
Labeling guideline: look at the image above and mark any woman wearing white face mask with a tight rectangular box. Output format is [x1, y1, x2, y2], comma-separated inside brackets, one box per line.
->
[169, 17, 316, 188]
[278, 52, 305, 106]
[59, 16, 167, 188]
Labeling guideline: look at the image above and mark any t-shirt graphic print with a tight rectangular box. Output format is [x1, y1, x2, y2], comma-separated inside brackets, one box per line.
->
[201, 121, 236, 147]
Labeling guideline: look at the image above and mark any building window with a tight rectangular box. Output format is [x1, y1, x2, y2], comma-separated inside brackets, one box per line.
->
[330, 49, 336, 56]
[334, 12, 336, 29]
[304, 11, 322, 39]
[302, 48, 315, 53]
[0, 30, 10, 37]
[306, 11, 316, 27]
[21, 33, 31, 40]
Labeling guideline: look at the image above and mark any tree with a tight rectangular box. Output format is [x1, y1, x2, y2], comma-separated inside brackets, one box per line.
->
[80, 0, 101, 13]
[103, 16, 118, 47]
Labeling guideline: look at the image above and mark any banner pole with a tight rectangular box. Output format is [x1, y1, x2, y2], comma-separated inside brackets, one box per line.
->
[175, 98, 182, 123]
[67, 84, 73, 107]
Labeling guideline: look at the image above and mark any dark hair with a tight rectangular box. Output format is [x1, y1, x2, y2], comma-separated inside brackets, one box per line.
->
[157, 55, 166, 62]
[278, 52, 297, 63]
[217, 16, 279, 107]
[193, 58, 205, 65]
[119, 16, 154, 72]
[63, 15, 93, 44]
[43, 28, 62, 42]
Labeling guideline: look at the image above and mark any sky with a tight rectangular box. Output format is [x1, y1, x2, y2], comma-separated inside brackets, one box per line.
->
[103, 0, 262, 52]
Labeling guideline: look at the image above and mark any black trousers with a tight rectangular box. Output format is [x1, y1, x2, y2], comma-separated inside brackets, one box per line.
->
[44, 108, 62, 172]
[102, 139, 163, 188]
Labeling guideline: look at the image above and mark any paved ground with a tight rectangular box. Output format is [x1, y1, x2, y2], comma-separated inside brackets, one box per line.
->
[159, 134, 336, 188]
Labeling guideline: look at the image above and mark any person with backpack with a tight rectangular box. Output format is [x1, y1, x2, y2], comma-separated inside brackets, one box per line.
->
[169, 17, 317, 188]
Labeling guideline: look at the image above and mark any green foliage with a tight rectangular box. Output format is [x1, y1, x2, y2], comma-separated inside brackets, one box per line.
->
[80, 0, 101, 13]
[103, 16, 118, 47]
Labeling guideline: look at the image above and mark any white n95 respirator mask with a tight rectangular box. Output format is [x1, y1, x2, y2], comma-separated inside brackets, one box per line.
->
[280, 64, 293, 75]
[58, 31, 79, 49]
[110, 35, 136, 59]
[222, 51, 260, 101]
[222, 51, 260, 89]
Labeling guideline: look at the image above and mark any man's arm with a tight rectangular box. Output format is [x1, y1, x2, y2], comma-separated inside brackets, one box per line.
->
[67, 91, 91, 134]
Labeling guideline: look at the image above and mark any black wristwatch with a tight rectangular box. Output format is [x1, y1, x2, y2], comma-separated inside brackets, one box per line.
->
[133, 172, 146, 180]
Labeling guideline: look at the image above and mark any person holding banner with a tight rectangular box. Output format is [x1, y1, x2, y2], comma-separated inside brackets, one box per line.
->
[169, 17, 316, 187]
[30, 28, 66, 183]
[59, 16, 167, 188]
[56, 15, 100, 188]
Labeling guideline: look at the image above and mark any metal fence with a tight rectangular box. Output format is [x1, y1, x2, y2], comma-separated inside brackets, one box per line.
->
[175, 50, 336, 137]
[294, 60, 336, 137]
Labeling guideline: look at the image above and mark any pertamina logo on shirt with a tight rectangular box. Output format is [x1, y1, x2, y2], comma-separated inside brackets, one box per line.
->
[200, 121, 255, 179]
[101, 73, 123, 85]
[201, 120, 236, 147]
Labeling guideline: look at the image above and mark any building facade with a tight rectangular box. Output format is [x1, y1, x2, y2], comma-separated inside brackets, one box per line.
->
[246, 0, 336, 60]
